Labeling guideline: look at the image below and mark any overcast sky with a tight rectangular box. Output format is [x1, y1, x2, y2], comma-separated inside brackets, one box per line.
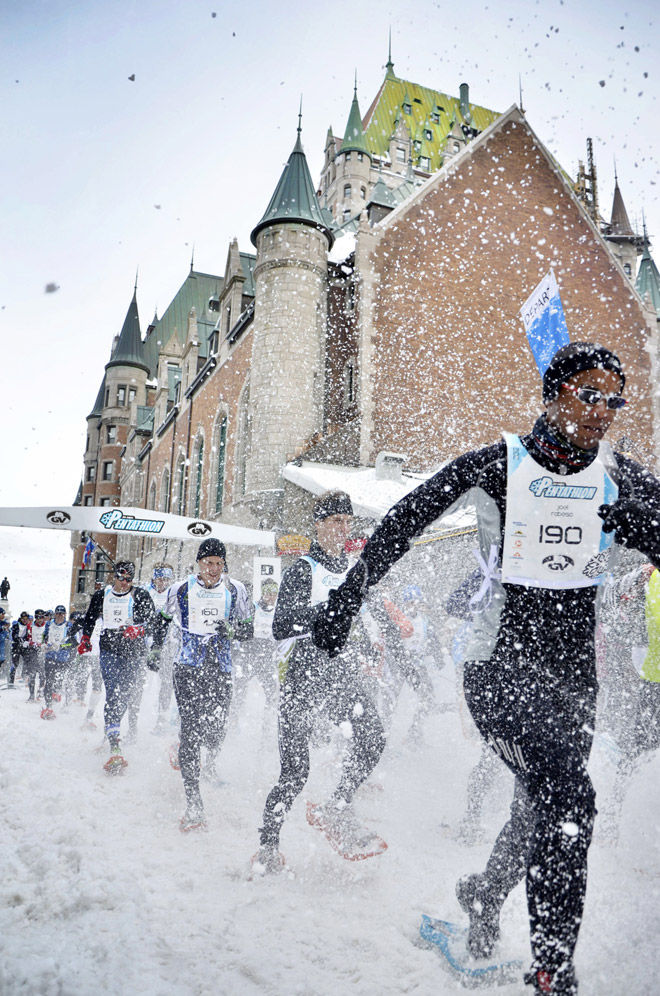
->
[1, 0, 658, 613]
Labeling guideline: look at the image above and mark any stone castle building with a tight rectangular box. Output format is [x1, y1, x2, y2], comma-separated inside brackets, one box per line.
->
[69, 52, 660, 607]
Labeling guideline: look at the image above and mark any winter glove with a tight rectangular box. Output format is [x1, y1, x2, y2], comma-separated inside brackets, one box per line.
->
[598, 500, 660, 560]
[146, 650, 160, 672]
[214, 619, 233, 641]
[123, 625, 145, 640]
[312, 560, 368, 657]
[77, 634, 93, 655]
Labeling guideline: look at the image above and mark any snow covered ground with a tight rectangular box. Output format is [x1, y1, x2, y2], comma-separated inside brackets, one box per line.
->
[1, 667, 660, 996]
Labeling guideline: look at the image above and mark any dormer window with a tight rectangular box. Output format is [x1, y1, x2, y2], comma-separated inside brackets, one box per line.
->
[425, 129, 432, 141]
[453, 141, 461, 152]
[420, 156, 430, 171]
[342, 208, 351, 221]
[396, 147, 406, 163]
[357, 152, 363, 162]
[403, 102, 412, 114]
[345, 151, 351, 162]
[208, 295, 220, 313]
[624, 262, 632, 276]
[431, 112, 440, 124]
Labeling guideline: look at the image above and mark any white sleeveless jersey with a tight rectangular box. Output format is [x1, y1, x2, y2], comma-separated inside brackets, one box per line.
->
[146, 584, 169, 613]
[402, 614, 429, 653]
[501, 433, 618, 589]
[31, 624, 47, 646]
[305, 555, 350, 609]
[253, 604, 275, 640]
[186, 575, 233, 637]
[102, 586, 134, 629]
[46, 621, 67, 649]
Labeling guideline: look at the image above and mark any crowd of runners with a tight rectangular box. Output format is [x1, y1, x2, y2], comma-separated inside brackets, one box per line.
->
[3, 342, 660, 996]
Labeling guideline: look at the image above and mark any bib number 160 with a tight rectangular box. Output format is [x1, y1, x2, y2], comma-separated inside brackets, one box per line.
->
[539, 524, 583, 544]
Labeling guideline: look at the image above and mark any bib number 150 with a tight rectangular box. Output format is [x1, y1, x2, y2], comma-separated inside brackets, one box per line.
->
[539, 524, 583, 545]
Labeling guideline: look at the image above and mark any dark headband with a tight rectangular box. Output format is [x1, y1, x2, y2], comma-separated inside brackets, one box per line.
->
[313, 494, 354, 522]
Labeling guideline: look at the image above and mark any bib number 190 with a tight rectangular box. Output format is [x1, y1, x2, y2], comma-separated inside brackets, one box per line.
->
[539, 524, 583, 544]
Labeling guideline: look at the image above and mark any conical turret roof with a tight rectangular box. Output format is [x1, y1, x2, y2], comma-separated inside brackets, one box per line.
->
[251, 121, 334, 248]
[105, 290, 149, 374]
[636, 231, 660, 315]
[341, 85, 371, 159]
[609, 178, 636, 239]
[87, 375, 106, 419]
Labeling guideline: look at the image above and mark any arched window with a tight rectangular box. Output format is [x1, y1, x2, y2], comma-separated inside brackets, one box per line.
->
[192, 435, 204, 518]
[235, 381, 251, 498]
[160, 466, 170, 513]
[148, 480, 157, 510]
[214, 415, 228, 514]
[174, 456, 186, 516]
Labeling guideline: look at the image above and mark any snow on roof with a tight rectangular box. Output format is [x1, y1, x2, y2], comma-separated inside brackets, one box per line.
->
[282, 460, 476, 535]
[327, 231, 356, 264]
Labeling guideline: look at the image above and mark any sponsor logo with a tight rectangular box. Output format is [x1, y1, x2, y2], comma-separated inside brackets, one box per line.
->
[46, 510, 71, 524]
[529, 476, 597, 500]
[542, 554, 575, 572]
[99, 509, 164, 534]
[512, 521, 526, 527]
[187, 520, 212, 537]
[514, 529, 525, 536]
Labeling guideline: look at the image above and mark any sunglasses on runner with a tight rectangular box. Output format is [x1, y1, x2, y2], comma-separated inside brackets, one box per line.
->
[562, 382, 627, 410]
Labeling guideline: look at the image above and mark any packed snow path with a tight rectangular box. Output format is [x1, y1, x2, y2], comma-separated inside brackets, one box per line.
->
[1, 673, 659, 996]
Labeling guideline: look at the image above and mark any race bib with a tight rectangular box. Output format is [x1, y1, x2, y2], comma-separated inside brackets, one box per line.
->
[103, 588, 133, 629]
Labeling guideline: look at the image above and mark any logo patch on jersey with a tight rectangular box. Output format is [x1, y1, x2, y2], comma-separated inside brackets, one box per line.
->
[99, 509, 164, 534]
[542, 554, 575, 572]
[529, 476, 597, 500]
[582, 550, 611, 579]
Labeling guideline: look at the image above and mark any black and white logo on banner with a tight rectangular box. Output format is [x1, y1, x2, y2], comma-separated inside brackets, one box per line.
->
[187, 521, 212, 537]
[46, 510, 71, 524]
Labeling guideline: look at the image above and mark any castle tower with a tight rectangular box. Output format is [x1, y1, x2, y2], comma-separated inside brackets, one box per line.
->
[246, 118, 334, 510]
[332, 82, 373, 223]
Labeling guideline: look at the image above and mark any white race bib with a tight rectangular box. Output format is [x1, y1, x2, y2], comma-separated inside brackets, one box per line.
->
[187, 577, 231, 636]
[502, 434, 618, 589]
[102, 587, 133, 629]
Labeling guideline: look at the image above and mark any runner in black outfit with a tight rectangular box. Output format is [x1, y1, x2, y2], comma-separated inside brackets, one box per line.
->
[312, 343, 660, 996]
[254, 490, 386, 873]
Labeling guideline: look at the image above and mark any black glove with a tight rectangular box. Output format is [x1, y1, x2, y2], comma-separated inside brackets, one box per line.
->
[598, 500, 660, 554]
[312, 560, 368, 657]
[214, 619, 232, 640]
[146, 650, 160, 672]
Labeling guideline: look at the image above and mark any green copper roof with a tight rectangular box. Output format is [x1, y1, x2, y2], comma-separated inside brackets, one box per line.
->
[251, 124, 334, 248]
[87, 375, 106, 420]
[368, 175, 397, 209]
[362, 73, 499, 172]
[341, 86, 371, 159]
[105, 292, 149, 375]
[142, 270, 225, 376]
[636, 237, 660, 315]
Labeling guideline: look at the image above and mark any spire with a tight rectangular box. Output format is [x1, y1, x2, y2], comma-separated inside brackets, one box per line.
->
[385, 28, 395, 79]
[190, 245, 195, 274]
[609, 175, 636, 239]
[340, 77, 372, 159]
[251, 112, 334, 248]
[87, 375, 106, 419]
[105, 287, 149, 374]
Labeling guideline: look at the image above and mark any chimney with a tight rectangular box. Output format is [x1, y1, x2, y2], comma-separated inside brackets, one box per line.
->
[375, 451, 406, 482]
[459, 82, 471, 124]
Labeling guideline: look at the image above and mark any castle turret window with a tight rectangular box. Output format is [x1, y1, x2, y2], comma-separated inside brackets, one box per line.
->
[344, 184, 352, 199]
[86, 466, 95, 482]
[106, 425, 117, 444]
[345, 151, 351, 162]
[396, 147, 406, 163]
[117, 385, 126, 406]
[128, 387, 137, 404]
[102, 461, 113, 481]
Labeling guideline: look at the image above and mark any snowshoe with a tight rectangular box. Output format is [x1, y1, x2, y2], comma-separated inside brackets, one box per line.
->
[249, 846, 286, 877]
[40, 707, 56, 721]
[456, 874, 501, 959]
[179, 807, 207, 833]
[81, 719, 97, 732]
[306, 801, 387, 861]
[168, 742, 181, 771]
[51, 693, 62, 703]
[103, 747, 128, 775]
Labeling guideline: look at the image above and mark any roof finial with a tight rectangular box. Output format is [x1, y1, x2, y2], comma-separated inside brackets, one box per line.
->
[614, 155, 618, 185]
[386, 28, 395, 78]
[518, 74, 525, 115]
[134, 266, 139, 296]
[190, 244, 195, 274]
[298, 95, 303, 138]
[354, 68, 358, 96]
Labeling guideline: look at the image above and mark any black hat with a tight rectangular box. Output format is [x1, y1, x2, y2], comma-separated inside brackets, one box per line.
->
[55, 605, 67, 613]
[196, 538, 227, 562]
[113, 561, 135, 580]
[543, 342, 625, 404]
[312, 489, 354, 522]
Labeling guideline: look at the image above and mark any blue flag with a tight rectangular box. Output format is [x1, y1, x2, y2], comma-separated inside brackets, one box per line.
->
[520, 270, 570, 377]
[82, 537, 96, 569]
